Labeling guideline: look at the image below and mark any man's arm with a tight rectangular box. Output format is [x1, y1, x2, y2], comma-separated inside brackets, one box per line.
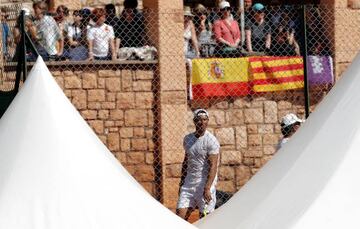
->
[204, 153, 219, 203]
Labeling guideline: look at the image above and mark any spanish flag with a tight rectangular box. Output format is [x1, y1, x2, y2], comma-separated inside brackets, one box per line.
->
[191, 58, 250, 99]
[249, 56, 304, 92]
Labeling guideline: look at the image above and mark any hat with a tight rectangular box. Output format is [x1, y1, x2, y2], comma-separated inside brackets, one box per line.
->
[183, 6, 194, 17]
[219, 1, 231, 9]
[21, 7, 31, 16]
[252, 3, 265, 12]
[281, 113, 304, 127]
[193, 109, 209, 119]
[194, 4, 208, 15]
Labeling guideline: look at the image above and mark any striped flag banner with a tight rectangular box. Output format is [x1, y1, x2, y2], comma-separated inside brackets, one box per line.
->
[249, 56, 304, 92]
[191, 58, 250, 99]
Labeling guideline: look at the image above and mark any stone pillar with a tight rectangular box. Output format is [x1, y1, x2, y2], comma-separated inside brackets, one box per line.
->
[143, 0, 187, 211]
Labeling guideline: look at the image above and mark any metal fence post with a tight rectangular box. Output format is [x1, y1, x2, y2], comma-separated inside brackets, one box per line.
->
[300, 4, 310, 118]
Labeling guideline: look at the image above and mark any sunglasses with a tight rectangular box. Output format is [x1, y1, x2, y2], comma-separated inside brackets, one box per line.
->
[220, 7, 230, 11]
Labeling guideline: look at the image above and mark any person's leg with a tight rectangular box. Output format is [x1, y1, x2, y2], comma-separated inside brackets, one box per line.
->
[176, 207, 194, 220]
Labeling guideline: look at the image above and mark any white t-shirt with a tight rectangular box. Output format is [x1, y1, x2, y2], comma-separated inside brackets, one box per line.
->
[183, 130, 220, 187]
[277, 137, 289, 150]
[87, 23, 114, 57]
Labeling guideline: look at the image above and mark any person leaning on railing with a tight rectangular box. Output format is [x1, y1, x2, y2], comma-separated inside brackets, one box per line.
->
[269, 25, 300, 56]
[66, 10, 88, 61]
[213, 1, 241, 57]
[87, 8, 116, 61]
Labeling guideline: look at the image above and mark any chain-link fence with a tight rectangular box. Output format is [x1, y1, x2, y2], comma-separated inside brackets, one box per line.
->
[0, 1, 359, 222]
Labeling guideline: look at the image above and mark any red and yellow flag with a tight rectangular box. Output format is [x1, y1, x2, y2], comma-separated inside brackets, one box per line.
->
[249, 56, 304, 92]
[191, 58, 250, 99]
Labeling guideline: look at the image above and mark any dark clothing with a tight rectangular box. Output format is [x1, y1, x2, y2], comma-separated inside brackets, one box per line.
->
[245, 20, 271, 52]
[270, 42, 297, 56]
[105, 15, 121, 38]
[118, 10, 145, 47]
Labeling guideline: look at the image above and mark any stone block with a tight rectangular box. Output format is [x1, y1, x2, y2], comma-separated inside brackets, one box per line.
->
[120, 127, 133, 138]
[248, 134, 262, 147]
[221, 151, 242, 165]
[117, 92, 135, 109]
[54, 77, 64, 89]
[218, 166, 235, 180]
[88, 89, 105, 102]
[163, 178, 181, 209]
[233, 98, 251, 108]
[98, 78, 105, 89]
[236, 126, 247, 149]
[165, 150, 185, 164]
[121, 70, 133, 91]
[121, 138, 131, 152]
[110, 110, 124, 120]
[98, 70, 117, 78]
[135, 92, 154, 108]
[88, 102, 101, 110]
[133, 127, 145, 137]
[71, 90, 87, 110]
[235, 165, 251, 186]
[145, 153, 154, 164]
[105, 121, 115, 127]
[115, 152, 127, 164]
[215, 128, 235, 146]
[101, 102, 116, 109]
[226, 110, 244, 125]
[136, 70, 154, 80]
[247, 124, 258, 134]
[127, 152, 145, 164]
[165, 164, 182, 178]
[124, 110, 148, 127]
[107, 133, 120, 151]
[264, 101, 278, 123]
[243, 157, 254, 166]
[107, 92, 116, 102]
[133, 80, 152, 91]
[131, 138, 148, 151]
[88, 120, 104, 134]
[264, 145, 277, 155]
[140, 182, 154, 196]
[244, 108, 264, 123]
[98, 110, 109, 120]
[64, 76, 82, 89]
[243, 147, 263, 157]
[133, 165, 155, 182]
[81, 110, 97, 120]
[208, 110, 226, 126]
[161, 91, 187, 105]
[82, 73, 97, 89]
[258, 124, 274, 134]
[278, 100, 292, 110]
[105, 78, 121, 92]
[263, 134, 280, 145]
[217, 180, 236, 193]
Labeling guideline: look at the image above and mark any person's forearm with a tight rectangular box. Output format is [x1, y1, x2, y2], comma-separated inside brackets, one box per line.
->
[205, 155, 219, 189]
[265, 34, 271, 49]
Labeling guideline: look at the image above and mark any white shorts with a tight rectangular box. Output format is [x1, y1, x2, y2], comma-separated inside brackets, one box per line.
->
[176, 184, 216, 214]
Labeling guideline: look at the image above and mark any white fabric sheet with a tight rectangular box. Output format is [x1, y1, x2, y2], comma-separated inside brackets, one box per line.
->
[0, 57, 195, 229]
[196, 52, 360, 229]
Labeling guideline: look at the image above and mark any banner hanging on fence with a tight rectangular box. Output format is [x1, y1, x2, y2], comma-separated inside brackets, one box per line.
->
[191, 56, 334, 99]
[191, 58, 250, 99]
[249, 56, 304, 92]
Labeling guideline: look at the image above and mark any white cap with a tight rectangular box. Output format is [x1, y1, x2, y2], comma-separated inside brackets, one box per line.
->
[281, 113, 304, 127]
[193, 109, 209, 118]
[21, 7, 31, 16]
[219, 1, 231, 9]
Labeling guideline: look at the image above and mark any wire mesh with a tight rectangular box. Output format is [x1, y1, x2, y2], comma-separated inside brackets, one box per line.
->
[0, 1, 359, 222]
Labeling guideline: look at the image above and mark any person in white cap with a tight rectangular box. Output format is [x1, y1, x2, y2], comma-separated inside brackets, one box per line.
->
[278, 113, 304, 149]
[177, 108, 220, 220]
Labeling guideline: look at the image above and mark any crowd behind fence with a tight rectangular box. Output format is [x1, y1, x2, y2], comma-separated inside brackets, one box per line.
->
[0, 0, 359, 221]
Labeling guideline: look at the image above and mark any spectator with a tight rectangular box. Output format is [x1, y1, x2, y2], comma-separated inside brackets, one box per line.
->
[213, 1, 241, 57]
[193, 4, 214, 57]
[184, 6, 200, 59]
[269, 26, 300, 56]
[278, 113, 303, 149]
[67, 10, 88, 60]
[1, 7, 11, 61]
[236, 0, 253, 24]
[87, 8, 116, 61]
[245, 3, 271, 53]
[177, 109, 220, 220]
[105, 4, 121, 52]
[306, 7, 332, 56]
[54, 5, 70, 59]
[118, 0, 145, 48]
[32, 1, 64, 60]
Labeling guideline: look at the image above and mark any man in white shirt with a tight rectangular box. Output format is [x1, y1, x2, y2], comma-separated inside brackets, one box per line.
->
[176, 109, 220, 220]
[87, 8, 116, 60]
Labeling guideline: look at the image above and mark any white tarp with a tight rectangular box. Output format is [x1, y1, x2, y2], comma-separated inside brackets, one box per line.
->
[196, 52, 360, 229]
[0, 57, 195, 229]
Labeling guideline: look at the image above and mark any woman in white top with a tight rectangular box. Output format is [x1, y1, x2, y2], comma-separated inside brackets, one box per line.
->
[184, 6, 200, 59]
[87, 8, 116, 61]
[66, 10, 88, 60]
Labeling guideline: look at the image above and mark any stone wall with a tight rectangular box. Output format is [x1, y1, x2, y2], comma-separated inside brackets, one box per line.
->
[49, 63, 159, 197]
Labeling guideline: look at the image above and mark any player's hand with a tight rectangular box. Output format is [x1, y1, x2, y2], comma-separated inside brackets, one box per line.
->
[204, 188, 212, 203]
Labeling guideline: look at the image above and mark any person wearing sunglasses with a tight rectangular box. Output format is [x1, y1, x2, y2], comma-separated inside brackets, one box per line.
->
[213, 1, 241, 57]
